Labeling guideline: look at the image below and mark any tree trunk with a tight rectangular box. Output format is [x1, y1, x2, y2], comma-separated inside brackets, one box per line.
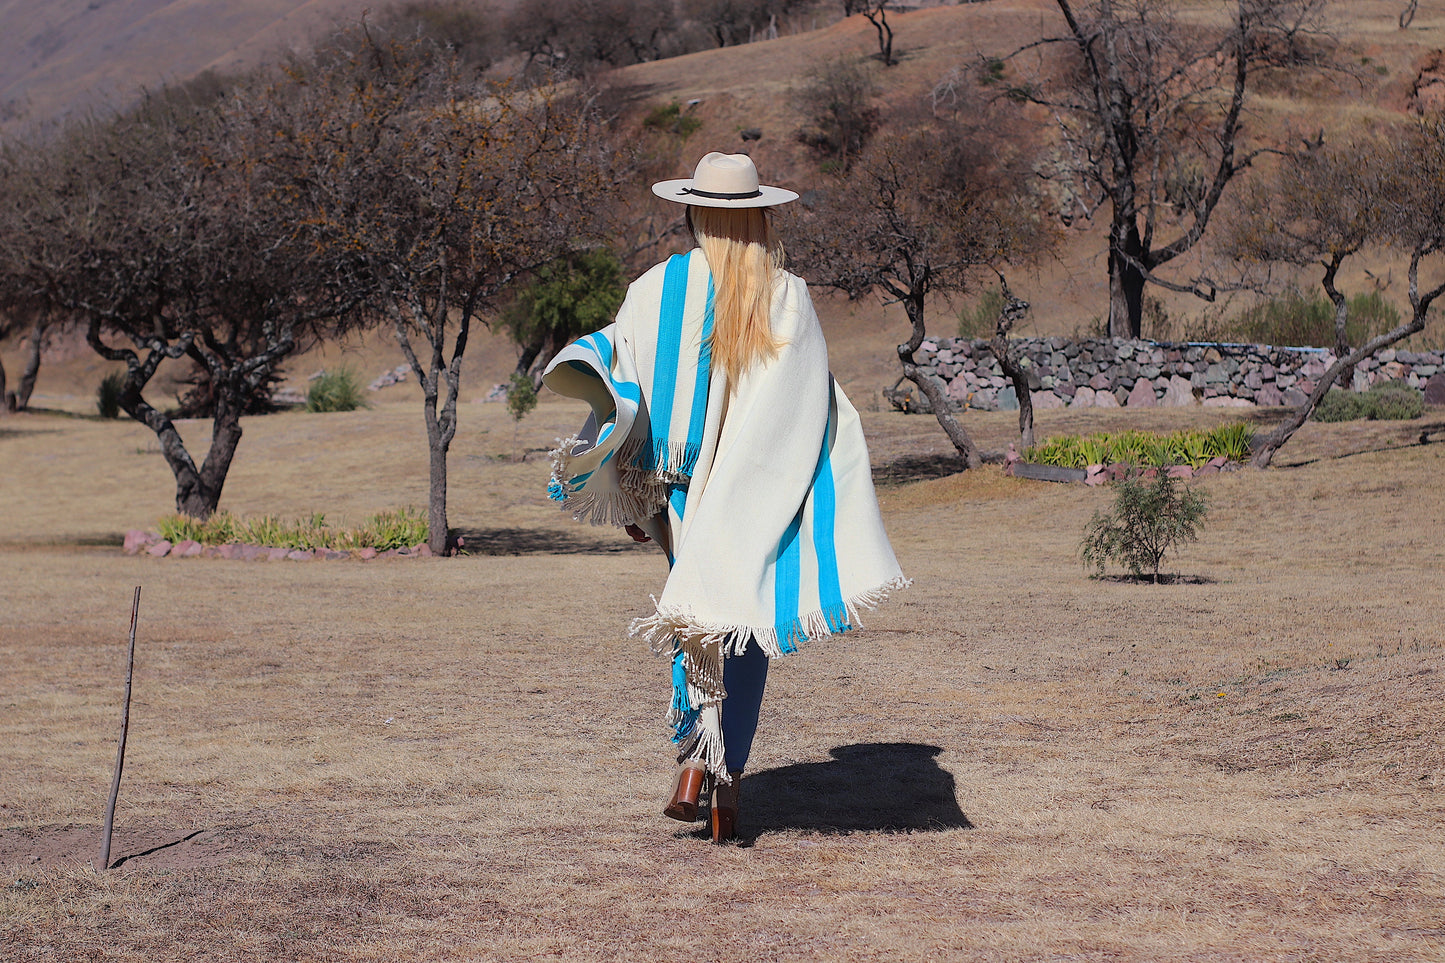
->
[426, 419, 449, 555]
[989, 282, 1035, 450]
[1252, 310, 1428, 469]
[16, 315, 44, 410]
[1322, 256, 1354, 388]
[864, 5, 895, 66]
[1108, 218, 1145, 339]
[394, 296, 465, 558]
[121, 387, 216, 518]
[896, 287, 982, 469]
[180, 403, 242, 519]
[0, 352, 11, 413]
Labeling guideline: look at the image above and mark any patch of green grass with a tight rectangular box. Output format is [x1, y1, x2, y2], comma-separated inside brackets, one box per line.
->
[156, 507, 426, 550]
[1225, 288, 1400, 348]
[1024, 424, 1255, 468]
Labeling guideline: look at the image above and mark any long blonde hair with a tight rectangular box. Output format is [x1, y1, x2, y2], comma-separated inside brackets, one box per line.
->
[687, 205, 785, 384]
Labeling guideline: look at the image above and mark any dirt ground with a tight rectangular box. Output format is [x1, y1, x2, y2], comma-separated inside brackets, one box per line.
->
[2, 391, 1443, 962]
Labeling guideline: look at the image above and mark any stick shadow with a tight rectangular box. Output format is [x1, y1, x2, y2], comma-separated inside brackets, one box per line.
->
[738, 742, 973, 839]
[109, 829, 205, 868]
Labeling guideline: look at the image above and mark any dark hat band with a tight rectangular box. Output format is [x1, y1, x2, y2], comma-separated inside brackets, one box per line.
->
[680, 186, 764, 200]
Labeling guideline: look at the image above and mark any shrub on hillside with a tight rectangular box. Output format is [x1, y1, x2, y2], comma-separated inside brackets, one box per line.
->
[642, 101, 702, 139]
[1312, 382, 1424, 422]
[958, 287, 1004, 340]
[306, 367, 369, 413]
[97, 370, 125, 419]
[1229, 288, 1401, 348]
[792, 56, 879, 171]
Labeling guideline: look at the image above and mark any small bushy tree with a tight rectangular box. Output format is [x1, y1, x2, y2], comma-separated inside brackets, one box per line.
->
[506, 371, 539, 459]
[1081, 472, 1209, 583]
[502, 248, 626, 385]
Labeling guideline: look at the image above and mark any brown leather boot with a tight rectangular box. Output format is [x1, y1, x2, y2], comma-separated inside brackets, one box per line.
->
[710, 771, 743, 843]
[663, 759, 708, 822]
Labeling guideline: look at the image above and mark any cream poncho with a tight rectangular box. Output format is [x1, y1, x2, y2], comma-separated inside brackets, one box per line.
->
[544, 249, 906, 777]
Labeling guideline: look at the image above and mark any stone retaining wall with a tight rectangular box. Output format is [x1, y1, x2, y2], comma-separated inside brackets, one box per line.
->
[899, 338, 1445, 412]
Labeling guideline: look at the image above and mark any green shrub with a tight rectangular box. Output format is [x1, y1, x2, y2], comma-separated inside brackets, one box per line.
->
[958, 287, 1004, 339]
[506, 372, 537, 422]
[97, 370, 126, 419]
[1081, 472, 1210, 583]
[502, 249, 626, 378]
[1362, 381, 1425, 420]
[1312, 382, 1424, 422]
[642, 101, 702, 139]
[1210, 422, 1256, 462]
[306, 367, 370, 413]
[1311, 389, 1365, 423]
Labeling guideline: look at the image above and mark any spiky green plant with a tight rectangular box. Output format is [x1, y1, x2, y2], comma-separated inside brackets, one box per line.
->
[306, 367, 370, 413]
[154, 508, 426, 551]
[1025, 423, 1254, 469]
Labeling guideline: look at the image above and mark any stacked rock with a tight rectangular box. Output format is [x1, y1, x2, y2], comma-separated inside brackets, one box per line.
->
[899, 338, 1445, 412]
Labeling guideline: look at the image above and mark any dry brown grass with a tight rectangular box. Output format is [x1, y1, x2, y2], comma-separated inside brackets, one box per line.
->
[4, 5, 1445, 958]
[2, 396, 1444, 962]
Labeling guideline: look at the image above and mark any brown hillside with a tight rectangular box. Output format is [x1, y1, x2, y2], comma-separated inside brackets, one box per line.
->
[0, 0, 373, 127]
[4, 1, 1444, 411]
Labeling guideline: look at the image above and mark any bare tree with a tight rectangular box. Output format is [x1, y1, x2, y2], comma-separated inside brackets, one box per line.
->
[683, 0, 802, 48]
[0, 77, 368, 516]
[792, 56, 881, 172]
[0, 145, 56, 413]
[988, 277, 1038, 450]
[1010, 0, 1333, 338]
[792, 109, 1055, 468]
[291, 28, 621, 553]
[861, 2, 896, 67]
[505, 0, 680, 70]
[1223, 119, 1445, 467]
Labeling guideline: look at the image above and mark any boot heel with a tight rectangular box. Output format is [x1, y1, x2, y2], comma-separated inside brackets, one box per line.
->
[710, 771, 742, 843]
[663, 760, 707, 822]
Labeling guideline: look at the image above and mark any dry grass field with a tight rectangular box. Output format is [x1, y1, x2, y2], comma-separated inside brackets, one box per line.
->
[3, 2, 1445, 959]
[2, 391, 1443, 962]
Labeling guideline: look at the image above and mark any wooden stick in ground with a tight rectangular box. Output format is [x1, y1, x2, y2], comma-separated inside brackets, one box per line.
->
[99, 586, 140, 871]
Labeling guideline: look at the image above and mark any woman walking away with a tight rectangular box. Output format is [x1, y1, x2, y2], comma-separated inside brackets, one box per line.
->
[543, 152, 906, 843]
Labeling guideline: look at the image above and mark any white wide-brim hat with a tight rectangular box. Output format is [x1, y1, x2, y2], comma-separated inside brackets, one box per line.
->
[652, 151, 799, 208]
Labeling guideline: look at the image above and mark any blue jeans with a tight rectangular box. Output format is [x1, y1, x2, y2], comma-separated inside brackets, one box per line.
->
[721, 638, 769, 773]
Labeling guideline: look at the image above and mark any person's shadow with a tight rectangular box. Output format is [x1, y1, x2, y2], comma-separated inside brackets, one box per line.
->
[733, 743, 972, 841]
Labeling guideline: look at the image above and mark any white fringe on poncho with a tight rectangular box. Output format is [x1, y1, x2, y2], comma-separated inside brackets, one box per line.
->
[543, 249, 908, 780]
